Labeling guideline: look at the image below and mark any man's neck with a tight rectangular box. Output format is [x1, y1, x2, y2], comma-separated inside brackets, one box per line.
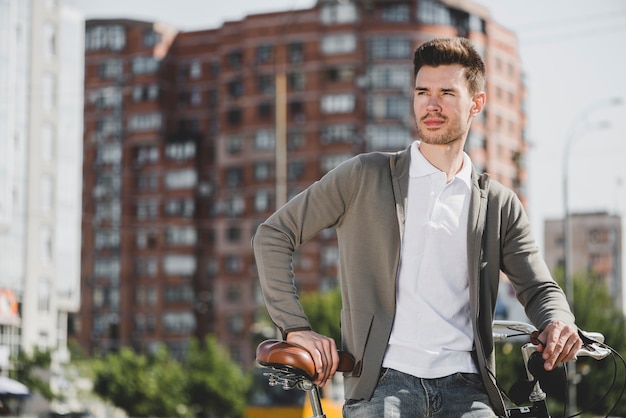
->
[418, 141, 465, 183]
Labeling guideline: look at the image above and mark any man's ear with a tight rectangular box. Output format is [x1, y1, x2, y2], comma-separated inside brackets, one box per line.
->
[471, 92, 486, 115]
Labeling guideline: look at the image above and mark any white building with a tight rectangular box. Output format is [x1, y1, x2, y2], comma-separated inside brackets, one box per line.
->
[0, 0, 83, 399]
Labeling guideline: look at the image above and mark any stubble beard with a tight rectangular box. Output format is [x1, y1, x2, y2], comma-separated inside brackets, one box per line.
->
[415, 114, 466, 146]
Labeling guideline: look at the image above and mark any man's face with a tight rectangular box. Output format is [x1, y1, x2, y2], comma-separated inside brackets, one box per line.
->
[413, 64, 484, 146]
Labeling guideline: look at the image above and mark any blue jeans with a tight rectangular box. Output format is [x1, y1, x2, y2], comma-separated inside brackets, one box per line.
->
[343, 368, 497, 417]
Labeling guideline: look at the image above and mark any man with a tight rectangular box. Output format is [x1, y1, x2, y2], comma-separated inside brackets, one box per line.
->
[253, 37, 581, 417]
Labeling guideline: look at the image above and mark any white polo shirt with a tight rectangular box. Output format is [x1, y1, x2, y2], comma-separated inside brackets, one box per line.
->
[382, 141, 478, 378]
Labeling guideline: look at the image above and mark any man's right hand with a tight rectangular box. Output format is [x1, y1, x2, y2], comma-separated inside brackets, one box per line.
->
[286, 330, 339, 387]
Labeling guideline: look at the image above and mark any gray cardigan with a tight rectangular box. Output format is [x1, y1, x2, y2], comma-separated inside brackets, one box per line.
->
[253, 145, 575, 416]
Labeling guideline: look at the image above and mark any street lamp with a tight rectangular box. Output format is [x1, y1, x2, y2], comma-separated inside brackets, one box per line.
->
[561, 96, 622, 415]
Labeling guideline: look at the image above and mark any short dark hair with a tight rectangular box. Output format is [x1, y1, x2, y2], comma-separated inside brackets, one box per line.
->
[413, 37, 486, 95]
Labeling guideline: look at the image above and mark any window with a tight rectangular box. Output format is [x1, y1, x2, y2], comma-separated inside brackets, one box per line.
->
[254, 162, 271, 181]
[166, 226, 197, 246]
[257, 75, 274, 94]
[227, 50, 243, 70]
[98, 59, 123, 79]
[288, 42, 304, 63]
[227, 135, 243, 155]
[96, 116, 122, 138]
[382, 4, 410, 22]
[189, 59, 202, 78]
[39, 226, 52, 262]
[136, 199, 159, 220]
[225, 194, 244, 217]
[320, 3, 357, 24]
[85, 25, 126, 51]
[257, 102, 273, 119]
[95, 230, 120, 249]
[164, 169, 197, 189]
[163, 254, 197, 276]
[288, 72, 305, 90]
[164, 285, 194, 303]
[365, 125, 411, 150]
[321, 124, 356, 144]
[135, 145, 159, 165]
[227, 79, 243, 98]
[132, 56, 159, 74]
[225, 255, 243, 273]
[254, 190, 271, 212]
[94, 257, 120, 278]
[321, 246, 339, 267]
[326, 66, 355, 82]
[226, 226, 241, 242]
[321, 154, 351, 173]
[136, 229, 159, 249]
[227, 108, 242, 126]
[256, 44, 273, 63]
[367, 94, 409, 120]
[43, 22, 56, 59]
[418, 0, 451, 25]
[96, 142, 122, 165]
[287, 160, 305, 181]
[165, 141, 196, 161]
[370, 65, 411, 89]
[164, 198, 194, 217]
[225, 167, 243, 188]
[163, 312, 196, 333]
[255, 130, 275, 151]
[38, 279, 50, 312]
[132, 84, 159, 102]
[143, 29, 161, 47]
[128, 113, 162, 131]
[135, 257, 158, 277]
[368, 37, 411, 59]
[321, 93, 355, 114]
[321, 34, 357, 54]
[93, 86, 122, 108]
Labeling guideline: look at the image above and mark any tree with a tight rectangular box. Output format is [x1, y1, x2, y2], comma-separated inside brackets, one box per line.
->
[92, 346, 191, 417]
[185, 336, 251, 418]
[301, 286, 342, 344]
[12, 347, 54, 400]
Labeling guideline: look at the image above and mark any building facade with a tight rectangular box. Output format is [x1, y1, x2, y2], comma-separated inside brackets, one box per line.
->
[544, 212, 624, 312]
[78, 0, 527, 366]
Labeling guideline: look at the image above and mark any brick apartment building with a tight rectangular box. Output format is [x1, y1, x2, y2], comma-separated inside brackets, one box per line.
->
[77, 0, 527, 366]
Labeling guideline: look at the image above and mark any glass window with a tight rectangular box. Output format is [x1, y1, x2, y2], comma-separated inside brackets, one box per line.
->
[40, 175, 53, 213]
[288, 42, 304, 63]
[164, 169, 197, 189]
[128, 113, 162, 131]
[43, 22, 56, 59]
[86, 25, 126, 51]
[365, 125, 411, 151]
[189, 59, 202, 78]
[320, 3, 357, 24]
[38, 279, 50, 312]
[226, 135, 243, 155]
[165, 141, 196, 161]
[98, 59, 123, 79]
[254, 190, 270, 212]
[368, 37, 411, 59]
[254, 162, 271, 181]
[166, 226, 197, 246]
[321, 93, 355, 114]
[143, 29, 161, 47]
[369, 65, 411, 89]
[255, 129, 275, 151]
[132, 56, 159, 74]
[321, 34, 357, 54]
[382, 4, 410, 22]
[39, 226, 52, 262]
[321, 154, 352, 173]
[163, 254, 197, 276]
[256, 44, 273, 64]
[321, 124, 356, 144]
[418, 0, 451, 25]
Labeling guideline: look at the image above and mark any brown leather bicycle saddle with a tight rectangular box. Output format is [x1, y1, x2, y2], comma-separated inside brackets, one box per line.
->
[256, 339, 355, 380]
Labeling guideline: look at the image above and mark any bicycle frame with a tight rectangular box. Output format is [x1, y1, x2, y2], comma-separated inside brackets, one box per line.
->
[256, 321, 609, 418]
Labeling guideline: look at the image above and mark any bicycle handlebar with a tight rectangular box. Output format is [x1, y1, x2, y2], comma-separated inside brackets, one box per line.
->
[493, 320, 611, 361]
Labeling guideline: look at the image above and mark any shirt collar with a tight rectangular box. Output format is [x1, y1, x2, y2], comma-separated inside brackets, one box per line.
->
[409, 141, 473, 191]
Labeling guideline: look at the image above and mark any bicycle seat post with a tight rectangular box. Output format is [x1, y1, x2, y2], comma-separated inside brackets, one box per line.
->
[301, 381, 326, 418]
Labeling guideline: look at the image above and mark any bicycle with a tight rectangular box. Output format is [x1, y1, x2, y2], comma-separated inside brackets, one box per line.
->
[256, 320, 621, 418]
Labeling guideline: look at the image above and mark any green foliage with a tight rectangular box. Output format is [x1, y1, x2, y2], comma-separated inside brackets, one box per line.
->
[11, 347, 54, 400]
[91, 337, 251, 418]
[92, 346, 190, 417]
[300, 286, 342, 344]
[186, 336, 251, 418]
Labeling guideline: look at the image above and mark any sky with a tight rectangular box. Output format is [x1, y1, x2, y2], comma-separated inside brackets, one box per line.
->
[67, 0, 626, 247]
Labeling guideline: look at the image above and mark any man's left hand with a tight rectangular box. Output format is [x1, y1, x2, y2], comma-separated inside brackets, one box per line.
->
[536, 320, 582, 371]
